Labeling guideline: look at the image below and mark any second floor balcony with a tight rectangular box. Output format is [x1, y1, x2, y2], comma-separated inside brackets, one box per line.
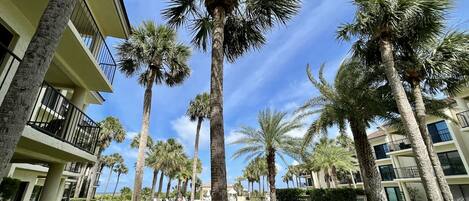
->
[457, 110, 469, 128]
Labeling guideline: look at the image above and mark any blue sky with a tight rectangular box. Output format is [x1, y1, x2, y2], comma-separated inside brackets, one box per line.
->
[88, 0, 469, 193]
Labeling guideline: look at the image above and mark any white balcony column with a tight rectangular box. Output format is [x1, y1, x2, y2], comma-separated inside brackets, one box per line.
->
[71, 87, 88, 110]
[39, 163, 65, 201]
[398, 181, 411, 201]
[312, 171, 320, 189]
[455, 97, 469, 111]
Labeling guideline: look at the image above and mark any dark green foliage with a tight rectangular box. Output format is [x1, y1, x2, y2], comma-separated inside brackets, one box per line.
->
[276, 188, 365, 201]
[276, 188, 306, 201]
[0, 177, 21, 200]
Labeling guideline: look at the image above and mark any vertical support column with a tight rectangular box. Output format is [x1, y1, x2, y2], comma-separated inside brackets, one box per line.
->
[39, 163, 65, 201]
[312, 171, 320, 189]
[70, 87, 88, 111]
[56, 178, 66, 201]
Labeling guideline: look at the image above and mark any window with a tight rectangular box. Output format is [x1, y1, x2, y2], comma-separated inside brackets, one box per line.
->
[427, 121, 452, 143]
[385, 187, 404, 201]
[438, 151, 467, 175]
[0, 22, 14, 77]
[30, 185, 43, 201]
[379, 165, 396, 181]
[450, 185, 469, 201]
[374, 143, 389, 160]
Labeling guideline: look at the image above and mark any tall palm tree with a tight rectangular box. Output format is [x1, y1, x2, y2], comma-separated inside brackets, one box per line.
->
[112, 162, 129, 197]
[104, 153, 124, 193]
[232, 109, 302, 201]
[146, 140, 164, 200]
[297, 60, 393, 201]
[186, 92, 210, 201]
[337, 1, 451, 199]
[117, 21, 191, 201]
[86, 117, 126, 200]
[162, 1, 301, 200]
[154, 139, 185, 200]
[0, 0, 77, 182]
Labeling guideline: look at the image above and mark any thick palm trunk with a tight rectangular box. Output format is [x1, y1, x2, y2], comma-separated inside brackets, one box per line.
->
[412, 82, 453, 201]
[86, 155, 103, 201]
[267, 148, 277, 201]
[166, 177, 172, 198]
[349, 118, 387, 201]
[151, 169, 159, 200]
[379, 38, 442, 201]
[133, 69, 156, 201]
[104, 165, 114, 193]
[156, 171, 165, 200]
[209, 5, 229, 201]
[112, 173, 122, 197]
[190, 118, 203, 201]
[0, 0, 76, 182]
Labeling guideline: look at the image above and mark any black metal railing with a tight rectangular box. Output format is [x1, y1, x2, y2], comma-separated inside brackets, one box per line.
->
[65, 162, 83, 173]
[70, 0, 117, 84]
[0, 43, 21, 91]
[457, 110, 469, 128]
[27, 82, 100, 154]
[394, 166, 420, 179]
[388, 138, 412, 152]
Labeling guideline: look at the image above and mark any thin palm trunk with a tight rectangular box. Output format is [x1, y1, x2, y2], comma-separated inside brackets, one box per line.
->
[156, 171, 165, 200]
[286, 180, 289, 189]
[0, 0, 76, 183]
[177, 179, 182, 199]
[104, 165, 114, 193]
[349, 118, 387, 201]
[151, 169, 159, 200]
[379, 38, 441, 201]
[190, 118, 203, 201]
[331, 166, 338, 188]
[267, 148, 277, 201]
[166, 177, 172, 198]
[133, 68, 157, 201]
[112, 172, 122, 197]
[412, 81, 453, 201]
[183, 178, 189, 196]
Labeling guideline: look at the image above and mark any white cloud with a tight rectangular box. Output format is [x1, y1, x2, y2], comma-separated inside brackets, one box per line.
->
[125, 131, 138, 140]
[226, 130, 244, 144]
[292, 160, 299, 166]
[171, 116, 210, 152]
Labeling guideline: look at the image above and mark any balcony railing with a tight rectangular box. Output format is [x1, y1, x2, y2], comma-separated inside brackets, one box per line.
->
[28, 82, 100, 154]
[0, 43, 21, 91]
[394, 166, 420, 179]
[388, 138, 412, 152]
[70, 0, 117, 84]
[456, 110, 469, 128]
[65, 162, 83, 173]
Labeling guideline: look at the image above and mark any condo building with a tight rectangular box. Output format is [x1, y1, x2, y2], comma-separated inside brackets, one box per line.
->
[298, 89, 469, 201]
[0, 0, 130, 200]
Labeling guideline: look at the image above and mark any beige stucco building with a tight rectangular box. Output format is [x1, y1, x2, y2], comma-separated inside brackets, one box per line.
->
[0, 0, 130, 200]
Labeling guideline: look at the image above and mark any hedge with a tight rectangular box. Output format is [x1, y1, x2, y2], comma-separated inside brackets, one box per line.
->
[0, 177, 21, 200]
[277, 188, 365, 201]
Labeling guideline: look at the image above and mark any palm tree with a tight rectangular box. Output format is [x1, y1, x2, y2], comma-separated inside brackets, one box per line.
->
[297, 61, 393, 201]
[0, 0, 77, 182]
[337, 1, 451, 199]
[146, 140, 165, 200]
[162, 1, 301, 200]
[186, 92, 210, 201]
[232, 109, 302, 201]
[131, 134, 154, 149]
[117, 21, 191, 201]
[154, 139, 185, 200]
[112, 162, 129, 197]
[85, 117, 126, 200]
[104, 153, 124, 193]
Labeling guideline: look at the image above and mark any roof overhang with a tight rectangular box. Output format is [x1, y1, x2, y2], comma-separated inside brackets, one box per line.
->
[86, 0, 131, 39]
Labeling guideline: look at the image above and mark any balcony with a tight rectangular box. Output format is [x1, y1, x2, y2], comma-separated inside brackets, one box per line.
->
[70, 0, 117, 84]
[27, 82, 100, 154]
[394, 166, 420, 179]
[457, 110, 469, 128]
[388, 138, 412, 152]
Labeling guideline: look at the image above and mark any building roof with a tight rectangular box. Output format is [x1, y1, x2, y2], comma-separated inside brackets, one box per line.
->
[367, 129, 386, 140]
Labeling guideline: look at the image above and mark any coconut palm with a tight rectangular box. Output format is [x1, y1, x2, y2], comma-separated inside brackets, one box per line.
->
[84, 117, 126, 199]
[186, 92, 210, 201]
[0, 0, 77, 183]
[112, 162, 129, 197]
[162, 1, 301, 199]
[297, 60, 394, 201]
[337, 1, 451, 199]
[103, 153, 124, 193]
[232, 109, 302, 201]
[117, 21, 191, 201]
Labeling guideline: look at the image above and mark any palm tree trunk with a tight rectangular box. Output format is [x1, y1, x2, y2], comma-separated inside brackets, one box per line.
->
[166, 177, 172, 198]
[104, 165, 114, 193]
[349, 118, 387, 201]
[209, 5, 228, 201]
[133, 68, 157, 201]
[286, 181, 289, 189]
[112, 173, 122, 197]
[190, 117, 203, 201]
[258, 179, 261, 192]
[325, 168, 331, 189]
[379, 38, 442, 201]
[310, 171, 315, 188]
[151, 169, 159, 200]
[156, 171, 165, 200]
[412, 81, 453, 201]
[183, 178, 189, 196]
[86, 154, 103, 201]
[0, 0, 76, 183]
[331, 166, 338, 188]
[267, 148, 277, 201]
[177, 178, 182, 199]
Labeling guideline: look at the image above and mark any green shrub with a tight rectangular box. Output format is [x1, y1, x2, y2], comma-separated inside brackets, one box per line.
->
[276, 188, 305, 201]
[0, 177, 21, 200]
[308, 188, 365, 201]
